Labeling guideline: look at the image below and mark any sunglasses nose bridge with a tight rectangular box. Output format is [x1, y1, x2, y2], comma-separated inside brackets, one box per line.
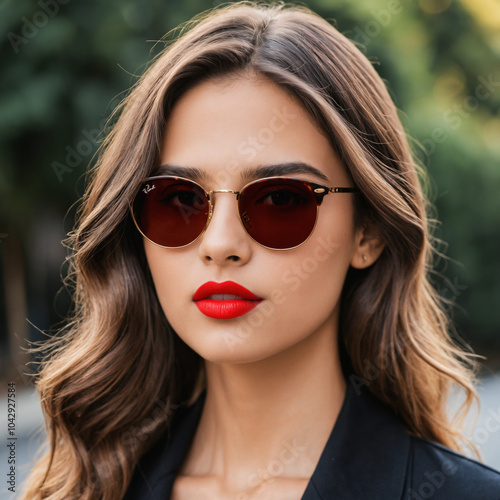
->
[205, 188, 241, 220]
[209, 188, 240, 196]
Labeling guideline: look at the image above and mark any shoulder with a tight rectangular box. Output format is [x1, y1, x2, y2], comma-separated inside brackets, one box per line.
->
[407, 435, 500, 500]
[337, 378, 500, 499]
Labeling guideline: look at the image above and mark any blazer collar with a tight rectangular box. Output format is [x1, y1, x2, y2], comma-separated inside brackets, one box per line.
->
[301, 379, 410, 499]
[143, 377, 411, 500]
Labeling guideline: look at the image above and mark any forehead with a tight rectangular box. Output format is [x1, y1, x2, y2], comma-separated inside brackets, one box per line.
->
[158, 75, 346, 185]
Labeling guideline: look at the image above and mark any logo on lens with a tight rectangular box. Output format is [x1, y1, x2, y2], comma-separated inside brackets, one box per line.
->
[143, 184, 156, 194]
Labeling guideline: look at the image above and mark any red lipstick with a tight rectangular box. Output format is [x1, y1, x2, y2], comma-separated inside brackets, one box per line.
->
[193, 281, 263, 319]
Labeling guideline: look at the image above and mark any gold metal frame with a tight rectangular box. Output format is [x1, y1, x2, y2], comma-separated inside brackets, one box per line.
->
[130, 175, 358, 251]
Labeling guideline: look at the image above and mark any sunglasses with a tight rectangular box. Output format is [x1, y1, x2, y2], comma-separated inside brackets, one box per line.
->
[130, 175, 359, 250]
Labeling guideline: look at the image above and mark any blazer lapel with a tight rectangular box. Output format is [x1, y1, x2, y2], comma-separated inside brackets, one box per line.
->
[129, 377, 410, 500]
[301, 380, 410, 500]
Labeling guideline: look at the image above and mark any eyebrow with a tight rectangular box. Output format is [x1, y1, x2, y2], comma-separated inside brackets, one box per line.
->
[152, 162, 330, 183]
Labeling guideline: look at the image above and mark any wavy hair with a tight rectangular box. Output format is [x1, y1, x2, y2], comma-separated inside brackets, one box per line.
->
[22, 1, 479, 498]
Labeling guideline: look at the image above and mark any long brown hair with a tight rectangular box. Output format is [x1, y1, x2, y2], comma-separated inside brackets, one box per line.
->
[22, 1, 479, 498]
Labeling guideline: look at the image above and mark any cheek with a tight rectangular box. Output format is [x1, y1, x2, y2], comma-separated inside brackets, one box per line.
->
[265, 204, 357, 329]
[268, 231, 354, 325]
[143, 241, 187, 315]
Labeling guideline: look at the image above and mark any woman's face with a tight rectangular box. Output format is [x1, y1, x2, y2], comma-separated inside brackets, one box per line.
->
[143, 75, 370, 364]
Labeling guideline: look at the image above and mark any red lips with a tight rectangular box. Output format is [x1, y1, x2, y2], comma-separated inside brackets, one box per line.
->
[193, 281, 262, 301]
[193, 281, 263, 319]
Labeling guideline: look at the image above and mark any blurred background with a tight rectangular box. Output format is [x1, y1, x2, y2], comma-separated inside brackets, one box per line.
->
[0, 0, 499, 494]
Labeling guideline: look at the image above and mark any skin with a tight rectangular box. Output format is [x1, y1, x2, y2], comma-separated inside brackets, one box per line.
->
[143, 73, 384, 499]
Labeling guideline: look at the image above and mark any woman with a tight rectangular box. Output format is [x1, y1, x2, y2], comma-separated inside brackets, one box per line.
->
[22, 1, 500, 499]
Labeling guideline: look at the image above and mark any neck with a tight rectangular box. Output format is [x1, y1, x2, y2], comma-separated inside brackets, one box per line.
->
[178, 320, 346, 493]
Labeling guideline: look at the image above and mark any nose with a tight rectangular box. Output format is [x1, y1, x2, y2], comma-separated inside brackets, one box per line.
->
[197, 189, 252, 265]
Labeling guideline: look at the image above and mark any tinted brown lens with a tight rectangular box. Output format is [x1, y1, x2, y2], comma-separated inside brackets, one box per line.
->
[238, 178, 318, 249]
[133, 178, 209, 247]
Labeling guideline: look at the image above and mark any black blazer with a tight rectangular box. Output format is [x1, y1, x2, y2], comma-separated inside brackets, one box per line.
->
[124, 379, 500, 499]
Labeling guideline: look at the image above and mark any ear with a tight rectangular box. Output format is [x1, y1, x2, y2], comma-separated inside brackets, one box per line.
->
[350, 224, 385, 269]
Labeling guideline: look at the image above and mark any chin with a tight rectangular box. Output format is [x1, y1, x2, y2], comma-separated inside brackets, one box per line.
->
[179, 333, 286, 366]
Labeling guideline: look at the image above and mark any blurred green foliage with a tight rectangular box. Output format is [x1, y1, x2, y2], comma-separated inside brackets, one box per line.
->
[0, 0, 499, 367]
